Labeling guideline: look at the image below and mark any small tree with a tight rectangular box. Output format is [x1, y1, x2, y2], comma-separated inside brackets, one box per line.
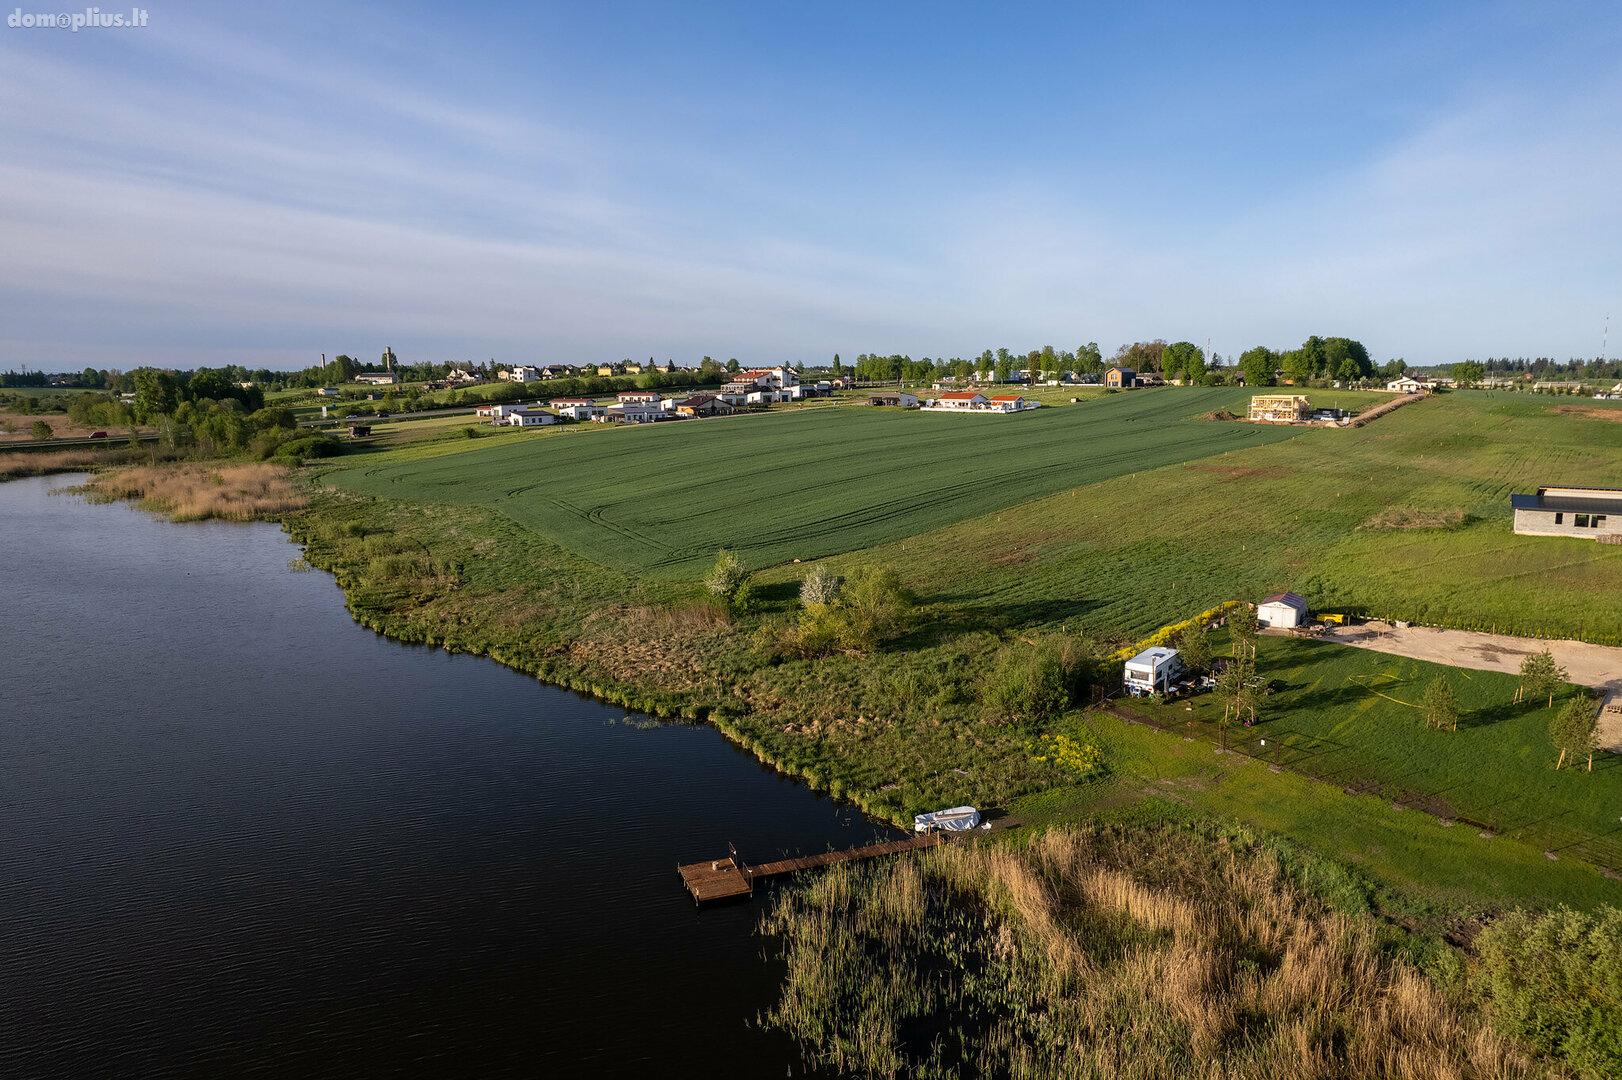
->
[1214, 657, 1259, 739]
[1550, 695, 1598, 771]
[1420, 674, 1459, 731]
[1228, 602, 1259, 659]
[704, 549, 749, 601]
[30, 419, 53, 440]
[799, 563, 843, 606]
[1177, 620, 1213, 675]
[1519, 649, 1567, 708]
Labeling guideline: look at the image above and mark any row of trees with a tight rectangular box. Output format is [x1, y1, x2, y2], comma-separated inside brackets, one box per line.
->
[844, 336, 1386, 389]
[847, 345, 1114, 385]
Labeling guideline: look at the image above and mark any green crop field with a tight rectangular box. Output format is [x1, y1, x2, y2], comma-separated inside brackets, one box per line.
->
[791, 391, 1622, 643]
[328, 387, 1311, 577]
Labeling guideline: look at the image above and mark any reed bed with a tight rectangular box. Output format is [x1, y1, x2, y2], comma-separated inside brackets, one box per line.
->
[759, 823, 1550, 1080]
[0, 448, 115, 479]
[82, 463, 307, 522]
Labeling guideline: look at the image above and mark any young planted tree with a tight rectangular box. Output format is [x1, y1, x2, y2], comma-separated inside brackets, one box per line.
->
[1420, 674, 1459, 731]
[1550, 695, 1598, 771]
[1228, 602, 1259, 659]
[1213, 657, 1259, 744]
[1518, 649, 1567, 708]
[1177, 620, 1213, 675]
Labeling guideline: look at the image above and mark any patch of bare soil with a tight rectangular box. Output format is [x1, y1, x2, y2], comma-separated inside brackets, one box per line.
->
[1551, 404, 1622, 423]
[1184, 463, 1286, 481]
[1358, 506, 1467, 530]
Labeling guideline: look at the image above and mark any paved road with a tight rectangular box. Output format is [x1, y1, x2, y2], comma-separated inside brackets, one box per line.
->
[1323, 621, 1622, 751]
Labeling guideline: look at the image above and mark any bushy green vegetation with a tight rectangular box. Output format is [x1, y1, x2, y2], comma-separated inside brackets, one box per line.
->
[331, 388, 1303, 577]
[1476, 906, 1622, 1079]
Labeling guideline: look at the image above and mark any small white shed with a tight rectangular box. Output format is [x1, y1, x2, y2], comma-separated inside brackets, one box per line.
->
[1256, 592, 1308, 629]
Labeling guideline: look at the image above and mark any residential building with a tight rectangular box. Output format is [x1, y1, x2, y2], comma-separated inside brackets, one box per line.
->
[1510, 487, 1622, 541]
[355, 372, 399, 385]
[500, 365, 542, 383]
[869, 392, 919, 407]
[674, 393, 734, 418]
[1386, 375, 1435, 394]
[926, 391, 990, 410]
[551, 398, 605, 421]
[1248, 395, 1312, 424]
[600, 401, 665, 423]
[617, 391, 662, 405]
[500, 410, 555, 427]
[1105, 367, 1137, 388]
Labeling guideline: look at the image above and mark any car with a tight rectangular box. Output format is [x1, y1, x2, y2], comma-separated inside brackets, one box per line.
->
[345, 413, 359, 419]
[88, 430, 108, 439]
[376, 411, 390, 418]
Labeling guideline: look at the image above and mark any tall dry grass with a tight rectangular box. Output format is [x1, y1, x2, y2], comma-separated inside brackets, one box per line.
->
[760, 823, 1549, 1080]
[0, 448, 114, 479]
[83, 463, 307, 522]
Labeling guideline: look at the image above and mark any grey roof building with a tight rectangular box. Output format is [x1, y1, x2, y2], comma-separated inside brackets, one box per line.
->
[1510, 486, 1622, 540]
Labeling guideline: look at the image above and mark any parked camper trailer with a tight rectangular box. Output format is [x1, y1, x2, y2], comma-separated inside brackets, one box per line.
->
[1123, 647, 1185, 696]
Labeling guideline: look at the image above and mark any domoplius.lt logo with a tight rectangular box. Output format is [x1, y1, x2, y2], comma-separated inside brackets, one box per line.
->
[7, 7, 149, 30]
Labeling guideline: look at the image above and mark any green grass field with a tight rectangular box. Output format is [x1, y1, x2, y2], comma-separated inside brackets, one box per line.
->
[296, 387, 1622, 913]
[329, 387, 1309, 577]
[1114, 633, 1622, 867]
[788, 390, 1622, 643]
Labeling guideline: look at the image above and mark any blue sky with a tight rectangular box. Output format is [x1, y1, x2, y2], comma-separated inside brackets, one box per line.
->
[2, 0, 1620, 370]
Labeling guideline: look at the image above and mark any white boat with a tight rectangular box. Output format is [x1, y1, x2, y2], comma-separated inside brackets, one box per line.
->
[913, 806, 980, 833]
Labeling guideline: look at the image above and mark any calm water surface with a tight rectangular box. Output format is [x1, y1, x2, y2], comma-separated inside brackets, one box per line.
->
[0, 474, 891, 1077]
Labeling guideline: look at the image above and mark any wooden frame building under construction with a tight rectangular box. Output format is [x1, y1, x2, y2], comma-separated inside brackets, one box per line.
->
[1248, 395, 1312, 423]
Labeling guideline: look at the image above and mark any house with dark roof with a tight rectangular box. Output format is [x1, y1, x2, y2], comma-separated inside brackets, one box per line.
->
[1511, 487, 1622, 541]
[674, 393, 733, 418]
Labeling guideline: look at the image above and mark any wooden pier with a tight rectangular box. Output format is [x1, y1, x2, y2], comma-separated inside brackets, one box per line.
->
[678, 832, 949, 903]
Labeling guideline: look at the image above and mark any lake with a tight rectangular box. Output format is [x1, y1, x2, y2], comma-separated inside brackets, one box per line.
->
[0, 474, 891, 1077]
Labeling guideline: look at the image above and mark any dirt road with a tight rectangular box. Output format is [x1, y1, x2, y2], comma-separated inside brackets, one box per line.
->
[1322, 621, 1622, 751]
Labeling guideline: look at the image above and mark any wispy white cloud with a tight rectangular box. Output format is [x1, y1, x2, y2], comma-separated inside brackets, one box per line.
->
[1, 7, 1620, 370]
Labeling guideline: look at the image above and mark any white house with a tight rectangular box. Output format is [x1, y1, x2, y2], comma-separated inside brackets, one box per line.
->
[551, 397, 605, 421]
[926, 391, 990, 410]
[445, 366, 480, 384]
[1124, 647, 1185, 696]
[1386, 375, 1434, 394]
[1256, 592, 1309, 629]
[355, 372, 399, 385]
[316, 387, 341, 397]
[600, 401, 665, 424]
[617, 391, 662, 405]
[501, 410, 555, 427]
[500, 365, 542, 383]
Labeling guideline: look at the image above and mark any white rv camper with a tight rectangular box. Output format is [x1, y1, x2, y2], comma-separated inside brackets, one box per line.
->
[1123, 647, 1185, 696]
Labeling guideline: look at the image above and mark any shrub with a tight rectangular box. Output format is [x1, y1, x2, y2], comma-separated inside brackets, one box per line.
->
[1476, 906, 1622, 1079]
[799, 563, 843, 606]
[703, 548, 750, 600]
[980, 637, 1089, 724]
